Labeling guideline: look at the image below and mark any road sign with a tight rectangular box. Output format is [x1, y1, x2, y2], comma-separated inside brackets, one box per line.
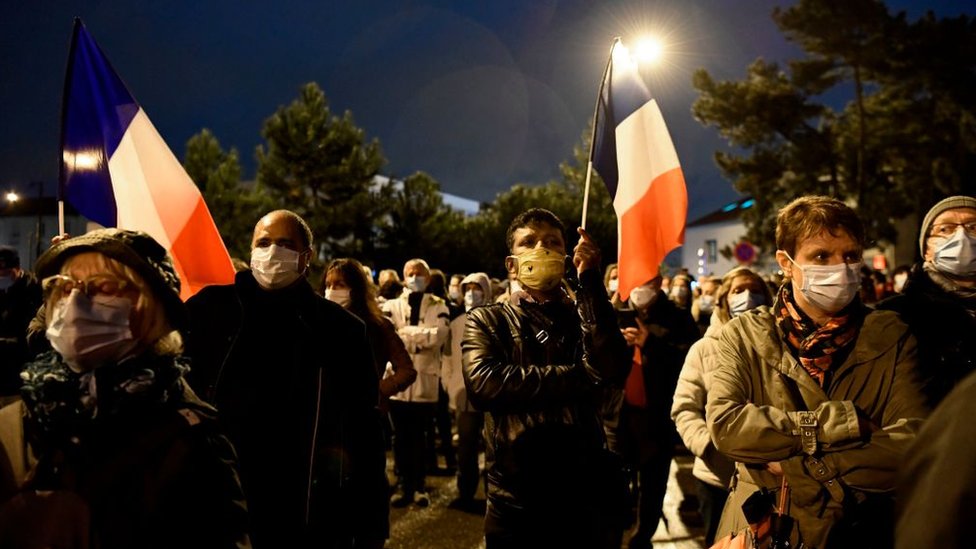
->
[735, 241, 756, 264]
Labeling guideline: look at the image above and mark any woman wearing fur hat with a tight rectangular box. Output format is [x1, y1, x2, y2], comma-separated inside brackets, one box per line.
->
[0, 229, 250, 548]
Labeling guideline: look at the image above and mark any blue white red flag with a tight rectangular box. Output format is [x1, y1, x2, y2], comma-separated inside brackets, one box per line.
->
[593, 49, 687, 301]
[60, 19, 234, 299]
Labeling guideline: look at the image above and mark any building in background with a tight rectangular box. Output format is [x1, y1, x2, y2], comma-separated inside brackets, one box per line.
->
[679, 197, 919, 279]
[0, 195, 89, 272]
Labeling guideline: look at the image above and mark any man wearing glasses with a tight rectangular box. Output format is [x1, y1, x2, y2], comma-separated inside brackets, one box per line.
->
[879, 195, 976, 409]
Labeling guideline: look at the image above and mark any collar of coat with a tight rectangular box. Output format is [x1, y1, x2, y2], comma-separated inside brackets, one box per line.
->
[728, 306, 909, 380]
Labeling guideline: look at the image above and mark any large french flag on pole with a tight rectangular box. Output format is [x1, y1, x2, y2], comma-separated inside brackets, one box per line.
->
[593, 46, 687, 302]
[60, 19, 235, 299]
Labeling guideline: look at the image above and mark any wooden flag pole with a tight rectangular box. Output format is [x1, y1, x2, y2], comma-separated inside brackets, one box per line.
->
[581, 37, 620, 231]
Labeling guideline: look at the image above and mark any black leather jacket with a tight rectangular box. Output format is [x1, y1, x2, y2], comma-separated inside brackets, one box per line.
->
[461, 268, 629, 524]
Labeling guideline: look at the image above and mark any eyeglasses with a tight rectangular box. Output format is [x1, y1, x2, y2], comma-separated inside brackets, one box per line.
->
[929, 222, 976, 239]
[42, 274, 130, 300]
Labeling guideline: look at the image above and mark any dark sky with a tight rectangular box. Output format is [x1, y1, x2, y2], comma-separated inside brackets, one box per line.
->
[0, 1, 966, 222]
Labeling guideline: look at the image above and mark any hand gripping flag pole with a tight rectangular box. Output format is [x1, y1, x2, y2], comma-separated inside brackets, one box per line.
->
[58, 18, 236, 299]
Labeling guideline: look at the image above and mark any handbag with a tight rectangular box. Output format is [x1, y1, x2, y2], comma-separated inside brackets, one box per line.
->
[709, 476, 793, 549]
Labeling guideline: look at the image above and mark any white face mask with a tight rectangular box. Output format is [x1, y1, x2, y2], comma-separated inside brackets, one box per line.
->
[728, 290, 766, 318]
[671, 286, 689, 301]
[698, 294, 715, 314]
[0, 275, 13, 291]
[325, 288, 351, 308]
[405, 275, 427, 293]
[251, 244, 304, 290]
[893, 273, 908, 293]
[786, 252, 861, 314]
[607, 279, 619, 293]
[629, 286, 657, 309]
[932, 228, 976, 278]
[45, 290, 138, 373]
[464, 289, 485, 310]
[448, 287, 462, 301]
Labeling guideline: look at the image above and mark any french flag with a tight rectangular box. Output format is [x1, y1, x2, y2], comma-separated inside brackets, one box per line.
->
[60, 19, 235, 299]
[593, 47, 687, 301]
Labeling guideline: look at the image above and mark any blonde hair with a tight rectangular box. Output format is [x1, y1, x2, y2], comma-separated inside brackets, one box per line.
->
[714, 267, 772, 325]
[52, 252, 182, 355]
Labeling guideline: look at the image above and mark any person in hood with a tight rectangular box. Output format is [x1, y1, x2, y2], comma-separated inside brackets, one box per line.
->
[0, 228, 249, 548]
[706, 196, 927, 548]
[877, 195, 976, 409]
[381, 257, 450, 508]
[184, 210, 387, 549]
[671, 266, 771, 545]
[443, 271, 491, 511]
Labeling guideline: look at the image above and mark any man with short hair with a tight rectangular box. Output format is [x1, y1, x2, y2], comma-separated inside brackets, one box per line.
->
[878, 195, 976, 409]
[0, 246, 41, 405]
[185, 209, 389, 548]
[383, 258, 450, 507]
[463, 208, 630, 548]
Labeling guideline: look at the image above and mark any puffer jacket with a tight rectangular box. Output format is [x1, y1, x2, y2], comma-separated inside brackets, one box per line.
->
[671, 312, 735, 489]
[461, 269, 629, 524]
[706, 306, 927, 548]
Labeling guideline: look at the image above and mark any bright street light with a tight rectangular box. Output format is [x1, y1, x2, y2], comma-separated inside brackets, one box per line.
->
[634, 37, 664, 65]
[5, 191, 19, 203]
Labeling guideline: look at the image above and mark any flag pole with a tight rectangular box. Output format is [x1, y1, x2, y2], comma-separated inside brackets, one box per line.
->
[581, 37, 620, 231]
[57, 18, 84, 236]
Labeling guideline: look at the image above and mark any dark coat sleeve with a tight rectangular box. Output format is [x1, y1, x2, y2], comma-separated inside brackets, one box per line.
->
[316, 307, 390, 544]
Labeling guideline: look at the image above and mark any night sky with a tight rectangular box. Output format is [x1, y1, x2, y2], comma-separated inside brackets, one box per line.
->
[0, 1, 966, 222]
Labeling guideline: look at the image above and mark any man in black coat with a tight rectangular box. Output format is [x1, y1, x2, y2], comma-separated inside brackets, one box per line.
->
[0, 246, 41, 405]
[609, 275, 699, 548]
[462, 208, 630, 549]
[185, 210, 388, 549]
[878, 195, 976, 409]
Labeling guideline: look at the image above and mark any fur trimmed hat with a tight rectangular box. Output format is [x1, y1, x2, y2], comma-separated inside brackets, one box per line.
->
[35, 229, 186, 330]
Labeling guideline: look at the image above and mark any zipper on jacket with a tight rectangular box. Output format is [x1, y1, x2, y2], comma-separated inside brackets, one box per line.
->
[305, 367, 323, 524]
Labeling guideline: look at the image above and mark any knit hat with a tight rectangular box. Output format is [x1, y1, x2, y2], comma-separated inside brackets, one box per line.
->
[919, 196, 976, 255]
[460, 272, 492, 300]
[0, 246, 19, 269]
[35, 229, 186, 330]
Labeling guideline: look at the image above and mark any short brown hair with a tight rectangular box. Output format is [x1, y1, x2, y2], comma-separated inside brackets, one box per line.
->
[506, 208, 565, 252]
[775, 196, 864, 256]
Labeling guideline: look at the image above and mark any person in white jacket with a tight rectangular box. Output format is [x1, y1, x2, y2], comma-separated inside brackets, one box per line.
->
[442, 272, 492, 511]
[670, 266, 771, 545]
[383, 258, 450, 508]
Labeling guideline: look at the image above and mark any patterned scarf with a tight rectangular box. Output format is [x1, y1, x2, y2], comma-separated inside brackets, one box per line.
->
[20, 350, 189, 455]
[773, 283, 866, 387]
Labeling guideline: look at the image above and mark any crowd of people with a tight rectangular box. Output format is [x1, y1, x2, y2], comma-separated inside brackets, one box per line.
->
[0, 194, 972, 548]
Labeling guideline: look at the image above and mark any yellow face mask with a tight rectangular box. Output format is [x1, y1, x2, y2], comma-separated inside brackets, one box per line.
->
[511, 248, 566, 291]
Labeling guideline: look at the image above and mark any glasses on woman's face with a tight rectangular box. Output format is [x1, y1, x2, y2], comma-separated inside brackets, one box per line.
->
[42, 274, 130, 300]
[929, 221, 976, 239]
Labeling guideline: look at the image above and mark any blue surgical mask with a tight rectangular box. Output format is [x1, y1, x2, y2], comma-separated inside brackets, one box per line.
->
[728, 290, 766, 318]
[786, 252, 861, 314]
[932, 228, 976, 278]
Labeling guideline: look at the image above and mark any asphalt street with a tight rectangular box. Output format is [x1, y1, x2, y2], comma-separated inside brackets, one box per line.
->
[385, 451, 707, 549]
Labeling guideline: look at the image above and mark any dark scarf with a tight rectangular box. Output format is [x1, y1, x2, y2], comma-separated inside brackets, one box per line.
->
[774, 283, 866, 387]
[20, 350, 189, 454]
